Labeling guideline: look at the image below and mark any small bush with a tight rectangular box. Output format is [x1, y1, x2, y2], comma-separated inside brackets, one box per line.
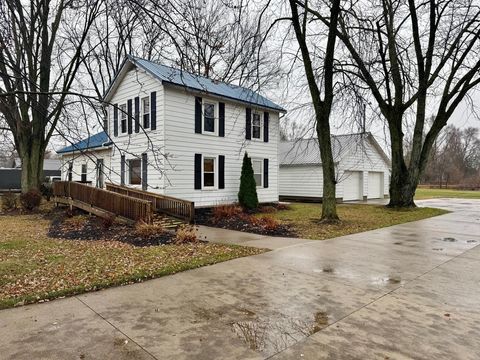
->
[175, 225, 198, 244]
[102, 214, 116, 229]
[40, 183, 53, 201]
[63, 215, 89, 229]
[212, 204, 243, 221]
[1, 192, 18, 211]
[19, 189, 42, 211]
[276, 203, 291, 211]
[258, 216, 280, 232]
[134, 221, 165, 238]
[260, 205, 277, 213]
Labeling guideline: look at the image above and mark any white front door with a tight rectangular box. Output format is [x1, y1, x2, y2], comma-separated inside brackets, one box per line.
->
[343, 171, 362, 201]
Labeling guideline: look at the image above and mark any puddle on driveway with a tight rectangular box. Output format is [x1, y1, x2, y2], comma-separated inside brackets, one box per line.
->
[371, 276, 402, 286]
[442, 237, 457, 242]
[231, 311, 329, 356]
[467, 240, 477, 243]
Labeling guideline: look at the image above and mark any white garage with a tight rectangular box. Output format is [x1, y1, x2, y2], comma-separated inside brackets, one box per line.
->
[279, 133, 391, 202]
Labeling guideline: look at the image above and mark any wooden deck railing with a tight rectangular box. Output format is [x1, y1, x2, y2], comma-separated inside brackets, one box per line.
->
[106, 183, 195, 222]
[53, 181, 153, 223]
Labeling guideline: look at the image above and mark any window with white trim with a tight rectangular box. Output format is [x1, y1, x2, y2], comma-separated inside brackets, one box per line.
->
[203, 157, 215, 188]
[129, 159, 141, 185]
[142, 97, 150, 128]
[252, 112, 262, 139]
[120, 104, 127, 133]
[203, 102, 215, 133]
[252, 159, 263, 187]
[81, 164, 87, 182]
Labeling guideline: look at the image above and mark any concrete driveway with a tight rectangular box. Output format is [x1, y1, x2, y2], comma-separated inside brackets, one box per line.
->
[1, 199, 479, 359]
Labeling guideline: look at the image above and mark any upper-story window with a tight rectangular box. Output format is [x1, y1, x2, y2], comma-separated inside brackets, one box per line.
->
[252, 112, 262, 139]
[203, 102, 215, 133]
[120, 104, 127, 133]
[142, 97, 150, 129]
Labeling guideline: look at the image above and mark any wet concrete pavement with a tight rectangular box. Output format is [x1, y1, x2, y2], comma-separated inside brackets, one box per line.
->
[1, 199, 479, 359]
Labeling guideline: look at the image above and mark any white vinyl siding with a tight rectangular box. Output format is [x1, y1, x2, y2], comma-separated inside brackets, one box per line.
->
[60, 148, 112, 188]
[163, 86, 279, 207]
[108, 67, 166, 193]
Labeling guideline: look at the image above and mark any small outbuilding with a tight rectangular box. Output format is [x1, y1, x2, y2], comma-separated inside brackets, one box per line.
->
[279, 133, 391, 202]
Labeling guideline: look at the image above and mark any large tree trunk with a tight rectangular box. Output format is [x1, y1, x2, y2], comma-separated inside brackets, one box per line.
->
[317, 115, 339, 221]
[18, 138, 45, 193]
[387, 118, 417, 207]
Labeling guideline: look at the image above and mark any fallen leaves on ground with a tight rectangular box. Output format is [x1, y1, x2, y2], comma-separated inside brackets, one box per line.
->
[0, 211, 264, 309]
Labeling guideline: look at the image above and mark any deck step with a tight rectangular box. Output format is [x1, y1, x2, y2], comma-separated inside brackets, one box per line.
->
[152, 213, 185, 229]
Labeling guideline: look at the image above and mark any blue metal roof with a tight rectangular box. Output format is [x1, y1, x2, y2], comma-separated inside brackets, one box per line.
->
[57, 131, 111, 154]
[129, 55, 286, 112]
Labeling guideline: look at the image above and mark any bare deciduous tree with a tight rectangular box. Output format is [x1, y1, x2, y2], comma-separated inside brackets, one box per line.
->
[0, 0, 102, 192]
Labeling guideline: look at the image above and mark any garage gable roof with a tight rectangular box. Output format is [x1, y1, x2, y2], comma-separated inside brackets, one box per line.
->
[279, 133, 390, 167]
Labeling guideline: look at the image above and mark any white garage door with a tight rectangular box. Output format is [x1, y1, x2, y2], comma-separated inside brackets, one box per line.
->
[343, 171, 363, 201]
[368, 172, 383, 199]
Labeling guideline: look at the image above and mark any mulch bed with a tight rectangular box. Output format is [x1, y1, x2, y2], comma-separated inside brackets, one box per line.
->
[195, 207, 295, 237]
[48, 208, 175, 247]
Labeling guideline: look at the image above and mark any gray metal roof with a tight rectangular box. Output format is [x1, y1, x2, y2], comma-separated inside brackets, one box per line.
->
[279, 133, 390, 166]
[127, 56, 286, 112]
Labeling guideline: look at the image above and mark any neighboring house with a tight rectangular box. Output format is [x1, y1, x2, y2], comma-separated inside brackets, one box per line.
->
[0, 159, 62, 191]
[279, 133, 391, 202]
[57, 55, 285, 207]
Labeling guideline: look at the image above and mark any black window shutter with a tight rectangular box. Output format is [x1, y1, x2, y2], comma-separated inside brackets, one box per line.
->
[127, 99, 133, 134]
[142, 153, 148, 191]
[263, 112, 269, 142]
[219, 102, 225, 137]
[195, 97, 202, 134]
[113, 105, 118, 137]
[194, 153, 202, 190]
[151, 92, 157, 130]
[263, 158, 269, 188]
[120, 155, 125, 185]
[245, 107, 251, 140]
[134, 97, 140, 133]
[219, 155, 225, 189]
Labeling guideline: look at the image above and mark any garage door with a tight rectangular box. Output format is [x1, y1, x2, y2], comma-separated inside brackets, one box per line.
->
[343, 171, 362, 201]
[368, 172, 383, 199]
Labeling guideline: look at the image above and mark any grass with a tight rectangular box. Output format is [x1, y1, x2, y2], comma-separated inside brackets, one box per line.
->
[415, 188, 480, 200]
[267, 203, 448, 240]
[0, 210, 265, 309]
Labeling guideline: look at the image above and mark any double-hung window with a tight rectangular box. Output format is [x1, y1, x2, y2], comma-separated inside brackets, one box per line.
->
[81, 164, 87, 182]
[252, 159, 263, 187]
[252, 113, 262, 139]
[203, 102, 215, 133]
[129, 159, 142, 185]
[203, 157, 215, 188]
[120, 104, 127, 133]
[142, 97, 150, 129]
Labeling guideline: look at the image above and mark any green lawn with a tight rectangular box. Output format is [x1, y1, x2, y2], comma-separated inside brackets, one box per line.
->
[415, 188, 480, 200]
[268, 203, 448, 240]
[0, 211, 264, 309]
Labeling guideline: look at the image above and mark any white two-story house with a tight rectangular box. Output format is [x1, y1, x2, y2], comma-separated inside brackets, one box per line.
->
[58, 56, 286, 207]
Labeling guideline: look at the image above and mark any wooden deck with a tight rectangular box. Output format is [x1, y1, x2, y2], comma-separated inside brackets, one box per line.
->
[53, 181, 153, 224]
